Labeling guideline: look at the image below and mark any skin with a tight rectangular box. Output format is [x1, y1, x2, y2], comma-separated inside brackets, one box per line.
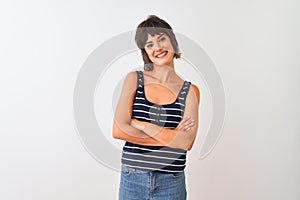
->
[112, 32, 200, 151]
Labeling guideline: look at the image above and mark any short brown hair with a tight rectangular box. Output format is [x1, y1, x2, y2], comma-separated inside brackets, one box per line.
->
[135, 15, 181, 71]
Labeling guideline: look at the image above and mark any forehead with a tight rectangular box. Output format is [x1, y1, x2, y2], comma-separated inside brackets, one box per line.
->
[146, 32, 167, 41]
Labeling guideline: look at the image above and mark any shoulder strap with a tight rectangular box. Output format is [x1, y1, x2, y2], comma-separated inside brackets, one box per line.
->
[135, 70, 144, 89]
[177, 81, 191, 106]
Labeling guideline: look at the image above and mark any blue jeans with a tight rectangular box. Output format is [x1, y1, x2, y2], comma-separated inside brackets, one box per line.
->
[118, 165, 187, 200]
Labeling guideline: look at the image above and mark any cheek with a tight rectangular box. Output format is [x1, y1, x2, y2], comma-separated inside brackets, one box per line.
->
[144, 50, 154, 62]
[164, 39, 173, 48]
[145, 49, 154, 58]
[168, 43, 175, 52]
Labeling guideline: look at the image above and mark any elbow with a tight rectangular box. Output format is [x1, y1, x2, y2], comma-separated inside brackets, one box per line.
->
[179, 140, 194, 151]
[182, 134, 196, 151]
[170, 140, 193, 151]
[186, 134, 197, 151]
[112, 118, 132, 140]
[168, 131, 197, 151]
[112, 120, 125, 140]
[112, 130, 118, 139]
[112, 124, 119, 139]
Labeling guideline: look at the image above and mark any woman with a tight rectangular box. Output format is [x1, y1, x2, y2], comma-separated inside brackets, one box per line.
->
[112, 15, 200, 200]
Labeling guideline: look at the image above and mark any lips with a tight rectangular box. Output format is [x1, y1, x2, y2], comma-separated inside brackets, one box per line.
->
[155, 51, 168, 58]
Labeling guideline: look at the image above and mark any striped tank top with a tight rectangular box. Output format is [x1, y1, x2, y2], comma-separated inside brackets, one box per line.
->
[121, 70, 191, 173]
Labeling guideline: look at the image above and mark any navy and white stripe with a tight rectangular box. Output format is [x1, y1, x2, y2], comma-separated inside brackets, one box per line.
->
[121, 70, 191, 173]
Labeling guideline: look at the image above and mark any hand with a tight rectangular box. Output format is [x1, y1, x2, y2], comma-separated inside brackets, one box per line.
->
[175, 116, 195, 132]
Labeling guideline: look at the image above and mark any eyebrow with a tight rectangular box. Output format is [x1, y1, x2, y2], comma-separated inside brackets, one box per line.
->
[145, 33, 165, 44]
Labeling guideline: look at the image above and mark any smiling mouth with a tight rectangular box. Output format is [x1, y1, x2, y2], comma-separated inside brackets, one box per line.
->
[155, 51, 168, 58]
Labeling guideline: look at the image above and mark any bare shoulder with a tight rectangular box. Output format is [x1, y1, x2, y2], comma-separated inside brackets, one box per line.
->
[189, 83, 200, 104]
[125, 71, 138, 82]
[122, 71, 138, 88]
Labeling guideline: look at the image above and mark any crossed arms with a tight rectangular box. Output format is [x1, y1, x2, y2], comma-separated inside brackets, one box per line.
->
[112, 71, 200, 151]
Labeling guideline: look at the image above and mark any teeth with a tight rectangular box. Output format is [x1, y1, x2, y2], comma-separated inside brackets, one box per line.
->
[156, 51, 167, 58]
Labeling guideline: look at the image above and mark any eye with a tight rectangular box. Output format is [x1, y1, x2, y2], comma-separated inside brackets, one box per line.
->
[159, 37, 166, 42]
[146, 44, 153, 48]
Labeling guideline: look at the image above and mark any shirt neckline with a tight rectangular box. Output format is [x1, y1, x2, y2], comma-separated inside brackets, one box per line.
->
[140, 71, 186, 106]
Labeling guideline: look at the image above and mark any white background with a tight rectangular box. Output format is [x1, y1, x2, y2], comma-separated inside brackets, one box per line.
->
[1, 0, 299, 199]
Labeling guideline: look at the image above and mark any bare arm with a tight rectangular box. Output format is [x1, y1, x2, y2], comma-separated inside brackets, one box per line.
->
[112, 71, 200, 150]
[112, 71, 164, 145]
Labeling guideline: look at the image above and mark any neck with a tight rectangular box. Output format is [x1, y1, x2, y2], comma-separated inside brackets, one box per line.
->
[150, 63, 176, 83]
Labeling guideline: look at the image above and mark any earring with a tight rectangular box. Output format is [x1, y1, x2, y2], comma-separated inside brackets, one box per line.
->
[144, 63, 153, 71]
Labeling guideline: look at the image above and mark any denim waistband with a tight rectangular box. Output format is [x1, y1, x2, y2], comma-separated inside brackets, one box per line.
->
[121, 164, 184, 174]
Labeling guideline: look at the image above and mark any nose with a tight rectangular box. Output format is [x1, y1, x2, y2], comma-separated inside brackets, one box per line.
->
[154, 42, 162, 51]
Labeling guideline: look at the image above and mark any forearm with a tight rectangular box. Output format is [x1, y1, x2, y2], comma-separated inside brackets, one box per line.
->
[112, 119, 164, 146]
[143, 123, 196, 151]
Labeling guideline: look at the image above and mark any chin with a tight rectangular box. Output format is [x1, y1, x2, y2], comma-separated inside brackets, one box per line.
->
[157, 60, 173, 66]
[153, 59, 173, 66]
[154, 62, 172, 67]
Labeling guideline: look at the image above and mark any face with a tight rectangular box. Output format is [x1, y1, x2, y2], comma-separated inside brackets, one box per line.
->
[144, 33, 175, 67]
